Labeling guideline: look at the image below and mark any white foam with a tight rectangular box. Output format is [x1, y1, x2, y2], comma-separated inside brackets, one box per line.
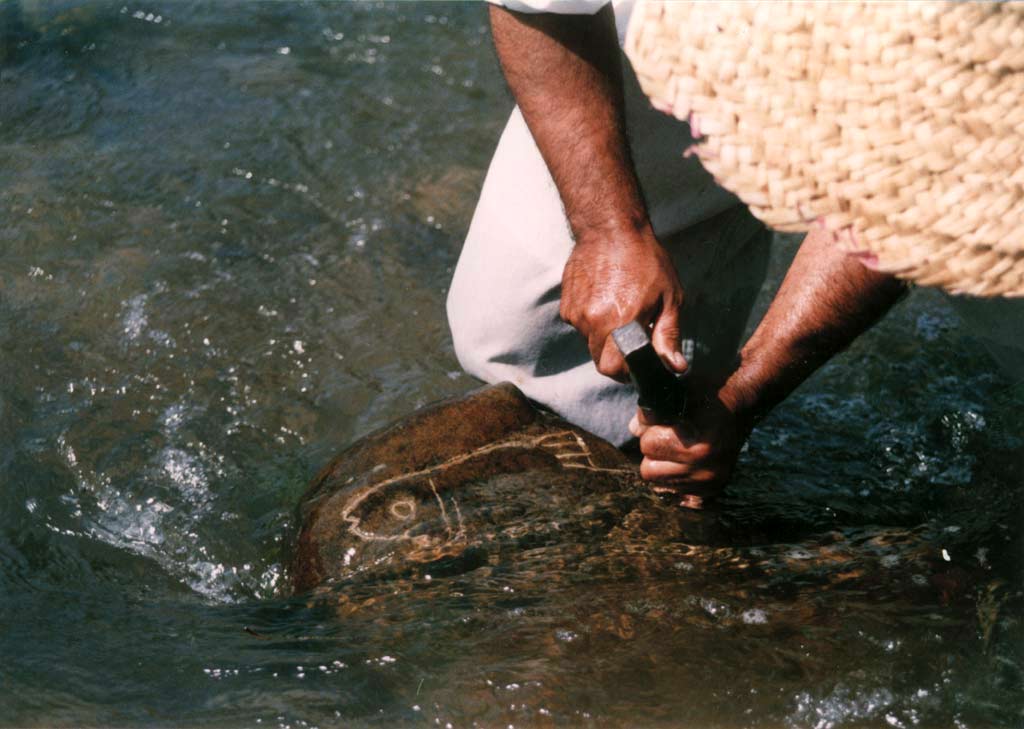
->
[121, 294, 148, 342]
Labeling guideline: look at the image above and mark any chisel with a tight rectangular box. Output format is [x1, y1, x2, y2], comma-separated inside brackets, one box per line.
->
[611, 321, 691, 425]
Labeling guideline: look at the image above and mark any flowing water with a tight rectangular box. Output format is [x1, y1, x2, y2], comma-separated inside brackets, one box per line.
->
[1, 2, 1022, 727]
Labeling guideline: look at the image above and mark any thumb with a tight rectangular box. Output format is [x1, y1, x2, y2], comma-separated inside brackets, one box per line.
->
[651, 301, 688, 374]
[631, 408, 656, 433]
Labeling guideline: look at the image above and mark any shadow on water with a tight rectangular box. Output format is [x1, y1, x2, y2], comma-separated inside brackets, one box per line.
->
[0, 2, 1022, 728]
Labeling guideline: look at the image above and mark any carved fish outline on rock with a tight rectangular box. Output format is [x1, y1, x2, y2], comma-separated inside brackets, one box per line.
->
[290, 383, 641, 593]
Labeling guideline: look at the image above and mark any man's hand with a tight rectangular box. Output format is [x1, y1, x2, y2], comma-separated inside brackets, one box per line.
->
[561, 231, 687, 381]
[630, 226, 908, 502]
[627, 376, 752, 508]
[489, 6, 687, 381]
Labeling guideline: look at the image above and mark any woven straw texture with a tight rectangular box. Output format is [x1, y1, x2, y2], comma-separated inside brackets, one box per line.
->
[625, 1, 1024, 296]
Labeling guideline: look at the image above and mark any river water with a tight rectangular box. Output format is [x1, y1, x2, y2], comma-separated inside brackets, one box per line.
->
[1, 2, 1021, 727]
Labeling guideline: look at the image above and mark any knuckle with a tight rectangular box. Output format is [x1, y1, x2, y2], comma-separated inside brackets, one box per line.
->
[641, 459, 690, 482]
[559, 299, 581, 323]
[596, 359, 624, 379]
[582, 304, 610, 325]
[639, 429, 673, 459]
[652, 337, 680, 357]
[639, 460, 660, 481]
[652, 329, 677, 346]
[656, 318, 680, 333]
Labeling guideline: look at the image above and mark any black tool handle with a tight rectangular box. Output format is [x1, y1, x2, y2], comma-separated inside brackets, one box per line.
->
[611, 322, 688, 425]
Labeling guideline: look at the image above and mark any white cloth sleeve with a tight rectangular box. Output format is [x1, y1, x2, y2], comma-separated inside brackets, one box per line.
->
[484, 0, 634, 45]
[484, 0, 608, 14]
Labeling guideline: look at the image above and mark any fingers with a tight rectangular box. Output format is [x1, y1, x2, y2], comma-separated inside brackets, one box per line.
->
[628, 411, 643, 437]
[639, 458, 719, 484]
[634, 422, 729, 490]
[594, 332, 629, 382]
[640, 425, 709, 461]
[650, 298, 688, 373]
[629, 384, 744, 496]
[564, 300, 629, 381]
[641, 459, 721, 510]
[630, 408, 663, 436]
[559, 239, 687, 382]
[594, 306, 685, 381]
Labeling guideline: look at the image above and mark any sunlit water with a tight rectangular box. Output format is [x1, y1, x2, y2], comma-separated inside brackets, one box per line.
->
[1, 3, 1021, 728]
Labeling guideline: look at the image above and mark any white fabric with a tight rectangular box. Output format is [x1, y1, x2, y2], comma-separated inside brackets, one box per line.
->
[484, 0, 607, 16]
[447, 61, 769, 445]
[485, 0, 637, 45]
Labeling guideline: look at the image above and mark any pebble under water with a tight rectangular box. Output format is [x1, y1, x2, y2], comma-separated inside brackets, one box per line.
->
[1, 3, 1022, 728]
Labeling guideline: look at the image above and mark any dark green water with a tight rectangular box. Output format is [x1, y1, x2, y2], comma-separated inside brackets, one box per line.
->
[1, 2, 1021, 727]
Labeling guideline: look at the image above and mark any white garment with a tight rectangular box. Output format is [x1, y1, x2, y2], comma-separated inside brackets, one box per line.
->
[484, 0, 607, 13]
[485, 0, 636, 45]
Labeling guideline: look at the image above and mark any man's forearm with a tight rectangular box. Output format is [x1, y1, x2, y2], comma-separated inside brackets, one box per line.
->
[489, 5, 689, 377]
[720, 227, 908, 426]
[489, 4, 647, 241]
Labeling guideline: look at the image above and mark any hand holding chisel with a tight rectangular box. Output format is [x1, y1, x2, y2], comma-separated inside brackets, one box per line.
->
[611, 321, 691, 425]
[613, 321, 724, 511]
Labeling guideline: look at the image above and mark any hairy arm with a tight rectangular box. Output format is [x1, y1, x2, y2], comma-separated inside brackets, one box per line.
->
[633, 226, 908, 502]
[489, 4, 688, 377]
[725, 228, 908, 425]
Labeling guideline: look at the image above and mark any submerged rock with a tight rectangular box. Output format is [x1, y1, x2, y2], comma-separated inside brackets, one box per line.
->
[284, 379, 1017, 726]
[288, 382, 995, 627]
[290, 383, 648, 593]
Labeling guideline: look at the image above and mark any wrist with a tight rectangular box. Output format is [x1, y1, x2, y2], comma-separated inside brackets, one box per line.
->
[714, 334, 806, 435]
[711, 355, 768, 436]
[572, 216, 658, 249]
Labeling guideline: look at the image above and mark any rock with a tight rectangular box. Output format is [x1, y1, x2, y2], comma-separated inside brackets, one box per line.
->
[290, 383, 644, 593]
[288, 383, 990, 618]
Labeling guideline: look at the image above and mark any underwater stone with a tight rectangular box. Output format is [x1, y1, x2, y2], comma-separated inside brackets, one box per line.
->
[290, 382, 639, 593]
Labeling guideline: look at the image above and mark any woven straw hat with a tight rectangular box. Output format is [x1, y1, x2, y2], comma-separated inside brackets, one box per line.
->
[625, 1, 1024, 296]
